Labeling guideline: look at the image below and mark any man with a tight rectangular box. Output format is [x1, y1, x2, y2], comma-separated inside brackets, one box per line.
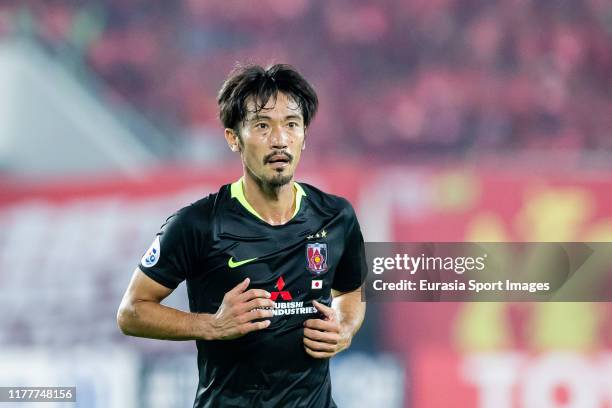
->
[117, 64, 367, 408]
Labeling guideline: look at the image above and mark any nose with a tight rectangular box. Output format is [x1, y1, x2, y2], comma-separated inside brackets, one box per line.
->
[269, 125, 288, 149]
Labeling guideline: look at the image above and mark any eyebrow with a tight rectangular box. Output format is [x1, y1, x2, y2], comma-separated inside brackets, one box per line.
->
[247, 114, 303, 122]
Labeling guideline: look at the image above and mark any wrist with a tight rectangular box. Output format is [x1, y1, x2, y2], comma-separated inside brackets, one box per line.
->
[339, 324, 353, 351]
[196, 313, 218, 341]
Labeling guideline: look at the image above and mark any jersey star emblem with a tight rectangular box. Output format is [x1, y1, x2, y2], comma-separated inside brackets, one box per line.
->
[307, 229, 328, 240]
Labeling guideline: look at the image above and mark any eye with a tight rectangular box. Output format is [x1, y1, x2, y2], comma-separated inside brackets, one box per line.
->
[255, 122, 268, 129]
[287, 122, 299, 128]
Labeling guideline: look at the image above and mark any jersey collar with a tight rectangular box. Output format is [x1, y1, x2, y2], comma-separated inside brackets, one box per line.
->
[230, 177, 306, 223]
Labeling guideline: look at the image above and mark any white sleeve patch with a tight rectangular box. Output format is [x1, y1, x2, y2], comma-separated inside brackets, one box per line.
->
[141, 236, 161, 268]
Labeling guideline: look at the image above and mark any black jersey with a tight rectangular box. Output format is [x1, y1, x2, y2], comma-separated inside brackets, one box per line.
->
[138, 179, 367, 408]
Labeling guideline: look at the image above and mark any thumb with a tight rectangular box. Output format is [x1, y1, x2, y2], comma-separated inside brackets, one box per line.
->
[312, 300, 334, 321]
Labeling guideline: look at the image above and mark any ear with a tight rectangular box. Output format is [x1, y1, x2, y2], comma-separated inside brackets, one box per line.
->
[224, 128, 240, 152]
[302, 128, 307, 150]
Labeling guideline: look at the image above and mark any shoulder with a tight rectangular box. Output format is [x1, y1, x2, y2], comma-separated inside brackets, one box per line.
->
[298, 182, 357, 218]
[164, 185, 230, 229]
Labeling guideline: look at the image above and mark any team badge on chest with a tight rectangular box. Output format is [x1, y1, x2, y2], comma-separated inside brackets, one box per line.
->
[306, 243, 328, 274]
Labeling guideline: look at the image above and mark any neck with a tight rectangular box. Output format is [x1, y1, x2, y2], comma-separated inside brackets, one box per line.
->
[242, 172, 296, 225]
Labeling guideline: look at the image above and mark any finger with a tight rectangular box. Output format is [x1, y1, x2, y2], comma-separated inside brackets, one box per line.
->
[304, 345, 333, 359]
[303, 328, 339, 344]
[303, 337, 337, 353]
[239, 319, 271, 335]
[312, 300, 335, 320]
[304, 318, 339, 333]
[237, 288, 272, 303]
[227, 278, 250, 296]
[237, 308, 274, 323]
[240, 298, 275, 314]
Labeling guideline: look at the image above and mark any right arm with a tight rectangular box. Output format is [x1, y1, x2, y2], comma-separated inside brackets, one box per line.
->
[117, 268, 274, 341]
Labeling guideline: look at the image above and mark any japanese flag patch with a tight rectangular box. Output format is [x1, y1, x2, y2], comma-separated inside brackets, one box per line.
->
[311, 280, 323, 290]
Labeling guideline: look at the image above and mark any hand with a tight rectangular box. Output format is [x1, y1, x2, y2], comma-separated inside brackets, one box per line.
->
[303, 300, 351, 359]
[209, 278, 275, 340]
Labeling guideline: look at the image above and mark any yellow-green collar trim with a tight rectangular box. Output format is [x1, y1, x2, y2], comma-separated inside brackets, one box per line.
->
[230, 178, 306, 222]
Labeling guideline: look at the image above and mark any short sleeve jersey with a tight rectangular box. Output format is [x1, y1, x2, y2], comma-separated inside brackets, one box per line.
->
[138, 179, 367, 408]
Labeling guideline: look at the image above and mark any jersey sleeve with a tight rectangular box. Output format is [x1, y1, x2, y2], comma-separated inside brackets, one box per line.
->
[138, 208, 199, 289]
[332, 202, 367, 293]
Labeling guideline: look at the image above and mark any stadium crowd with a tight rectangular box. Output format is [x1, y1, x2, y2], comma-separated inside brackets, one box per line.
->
[1, 0, 611, 159]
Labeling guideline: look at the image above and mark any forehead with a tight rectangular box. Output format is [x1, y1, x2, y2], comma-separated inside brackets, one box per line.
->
[244, 92, 302, 120]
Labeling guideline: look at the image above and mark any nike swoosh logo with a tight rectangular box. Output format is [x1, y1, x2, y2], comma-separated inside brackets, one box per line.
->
[228, 257, 258, 268]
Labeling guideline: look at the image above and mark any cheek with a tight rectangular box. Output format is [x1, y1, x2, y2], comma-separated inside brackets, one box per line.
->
[292, 145, 303, 163]
[242, 143, 265, 165]
[244, 148, 259, 162]
[291, 132, 305, 147]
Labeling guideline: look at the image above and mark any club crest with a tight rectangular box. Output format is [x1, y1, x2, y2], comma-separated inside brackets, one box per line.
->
[306, 243, 328, 274]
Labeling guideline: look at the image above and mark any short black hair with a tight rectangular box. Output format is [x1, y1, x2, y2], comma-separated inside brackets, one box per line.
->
[217, 64, 318, 133]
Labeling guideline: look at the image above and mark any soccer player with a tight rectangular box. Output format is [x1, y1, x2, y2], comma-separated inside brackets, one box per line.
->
[117, 64, 367, 407]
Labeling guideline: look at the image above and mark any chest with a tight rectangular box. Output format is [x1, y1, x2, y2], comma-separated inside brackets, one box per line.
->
[194, 215, 347, 308]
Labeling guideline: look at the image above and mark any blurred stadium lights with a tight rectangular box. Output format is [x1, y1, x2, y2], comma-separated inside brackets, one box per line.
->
[0, 38, 161, 179]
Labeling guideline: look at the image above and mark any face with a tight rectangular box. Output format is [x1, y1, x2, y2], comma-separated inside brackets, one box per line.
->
[226, 92, 306, 188]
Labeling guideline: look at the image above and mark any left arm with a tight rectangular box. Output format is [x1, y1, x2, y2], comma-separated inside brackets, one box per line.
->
[303, 285, 366, 359]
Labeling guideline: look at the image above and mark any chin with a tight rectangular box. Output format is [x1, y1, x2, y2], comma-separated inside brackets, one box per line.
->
[267, 172, 293, 188]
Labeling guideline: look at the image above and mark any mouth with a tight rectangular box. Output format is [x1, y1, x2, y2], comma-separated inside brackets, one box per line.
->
[265, 153, 292, 170]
